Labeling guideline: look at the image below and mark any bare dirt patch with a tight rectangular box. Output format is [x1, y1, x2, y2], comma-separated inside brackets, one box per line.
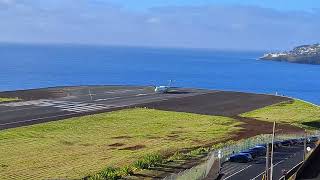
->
[119, 145, 146, 151]
[60, 140, 76, 146]
[166, 134, 180, 140]
[232, 116, 304, 141]
[112, 135, 133, 139]
[109, 143, 125, 147]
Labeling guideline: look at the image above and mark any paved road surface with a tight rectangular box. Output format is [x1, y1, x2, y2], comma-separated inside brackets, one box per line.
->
[221, 143, 316, 180]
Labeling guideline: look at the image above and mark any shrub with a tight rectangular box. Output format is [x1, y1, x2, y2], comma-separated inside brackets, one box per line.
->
[119, 166, 134, 176]
[85, 167, 121, 180]
[134, 153, 163, 169]
[87, 173, 105, 180]
[168, 152, 190, 161]
[188, 147, 209, 156]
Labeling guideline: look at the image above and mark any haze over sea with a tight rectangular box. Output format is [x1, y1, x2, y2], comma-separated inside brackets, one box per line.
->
[1, 43, 319, 104]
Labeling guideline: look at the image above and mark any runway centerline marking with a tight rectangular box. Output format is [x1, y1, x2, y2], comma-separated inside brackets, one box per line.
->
[135, 93, 149, 97]
[94, 97, 121, 102]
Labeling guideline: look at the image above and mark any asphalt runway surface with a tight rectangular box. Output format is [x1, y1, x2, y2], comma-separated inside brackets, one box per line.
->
[140, 91, 289, 117]
[0, 86, 290, 130]
[0, 86, 210, 130]
[220, 143, 317, 180]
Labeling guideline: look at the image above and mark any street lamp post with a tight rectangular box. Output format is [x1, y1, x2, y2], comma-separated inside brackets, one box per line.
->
[270, 121, 276, 180]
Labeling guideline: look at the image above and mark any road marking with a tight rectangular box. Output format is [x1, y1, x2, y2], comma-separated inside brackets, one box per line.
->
[250, 160, 285, 180]
[222, 164, 248, 174]
[223, 165, 252, 180]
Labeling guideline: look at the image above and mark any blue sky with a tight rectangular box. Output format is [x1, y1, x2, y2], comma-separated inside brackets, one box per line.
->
[0, 0, 319, 50]
[105, 0, 320, 12]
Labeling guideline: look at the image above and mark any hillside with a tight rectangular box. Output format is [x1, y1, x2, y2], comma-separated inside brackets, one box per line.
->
[260, 44, 320, 64]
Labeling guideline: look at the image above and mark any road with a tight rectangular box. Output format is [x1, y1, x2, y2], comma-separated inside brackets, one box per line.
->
[0, 86, 208, 130]
[220, 143, 316, 180]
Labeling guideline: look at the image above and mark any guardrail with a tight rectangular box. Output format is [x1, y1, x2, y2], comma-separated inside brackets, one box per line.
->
[279, 161, 303, 180]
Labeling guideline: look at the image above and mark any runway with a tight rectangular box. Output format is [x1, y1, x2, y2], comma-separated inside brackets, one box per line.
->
[0, 86, 209, 130]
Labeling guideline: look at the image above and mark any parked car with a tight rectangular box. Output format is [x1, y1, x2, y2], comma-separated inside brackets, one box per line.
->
[296, 138, 305, 144]
[249, 146, 267, 156]
[290, 139, 299, 145]
[229, 153, 253, 163]
[256, 143, 267, 148]
[273, 141, 282, 148]
[307, 136, 319, 143]
[240, 150, 258, 158]
[281, 140, 293, 146]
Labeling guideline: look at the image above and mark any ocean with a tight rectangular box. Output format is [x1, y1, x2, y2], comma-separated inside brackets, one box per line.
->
[1, 43, 319, 104]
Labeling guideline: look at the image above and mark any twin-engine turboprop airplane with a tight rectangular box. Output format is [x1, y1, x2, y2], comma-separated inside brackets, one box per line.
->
[155, 80, 173, 93]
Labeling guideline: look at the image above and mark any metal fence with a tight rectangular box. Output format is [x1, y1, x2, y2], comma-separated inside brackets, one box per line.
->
[163, 132, 320, 180]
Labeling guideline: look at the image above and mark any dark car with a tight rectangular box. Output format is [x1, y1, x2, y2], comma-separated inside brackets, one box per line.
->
[307, 136, 319, 143]
[239, 152, 253, 159]
[281, 140, 293, 146]
[240, 150, 259, 158]
[249, 146, 267, 156]
[290, 139, 299, 145]
[273, 141, 282, 148]
[296, 138, 305, 144]
[229, 153, 253, 163]
[257, 143, 267, 148]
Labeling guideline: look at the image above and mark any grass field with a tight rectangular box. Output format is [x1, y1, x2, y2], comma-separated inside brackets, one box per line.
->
[0, 97, 18, 103]
[241, 100, 320, 130]
[0, 108, 241, 180]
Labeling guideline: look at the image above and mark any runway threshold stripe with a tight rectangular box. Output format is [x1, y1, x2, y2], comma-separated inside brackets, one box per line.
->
[223, 165, 252, 180]
[61, 106, 106, 111]
[54, 104, 90, 108]
[62, 106, 108, 112]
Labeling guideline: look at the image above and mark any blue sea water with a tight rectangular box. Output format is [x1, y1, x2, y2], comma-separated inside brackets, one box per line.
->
[0, 43, 319, 104]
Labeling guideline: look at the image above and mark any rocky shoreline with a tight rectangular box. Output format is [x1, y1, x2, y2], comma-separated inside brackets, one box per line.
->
[260, 43, 320, 65]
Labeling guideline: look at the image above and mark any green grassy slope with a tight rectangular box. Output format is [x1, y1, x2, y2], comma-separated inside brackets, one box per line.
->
[241, 100, 320, 130]
[0, 108, 241, 180]
[0, 97, 18, 103]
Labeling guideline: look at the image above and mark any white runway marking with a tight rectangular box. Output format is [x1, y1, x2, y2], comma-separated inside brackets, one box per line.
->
[135, 93, 148, 97]
[0, 100, 111, 113]
[94, 97, 121, 102]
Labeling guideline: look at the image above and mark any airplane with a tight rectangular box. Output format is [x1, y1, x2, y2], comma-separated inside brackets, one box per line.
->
[154, 80, 174, 93]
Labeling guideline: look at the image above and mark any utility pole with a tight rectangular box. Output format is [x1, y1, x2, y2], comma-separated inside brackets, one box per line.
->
[218, 150, 222, 172]
[265, 143, 270, 180]
[303, 131, 307, 161]
[270, 121, 276, 180]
